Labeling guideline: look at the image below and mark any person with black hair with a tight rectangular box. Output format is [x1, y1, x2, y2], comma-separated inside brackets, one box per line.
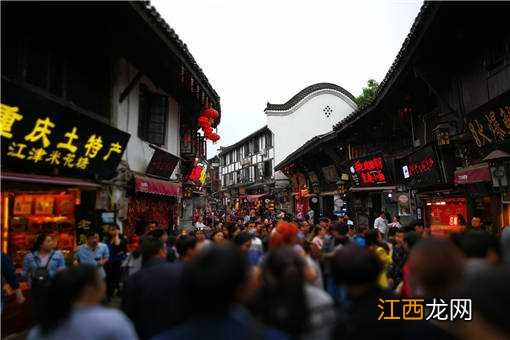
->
[27, 265, 136, 340]
[149, 228, 177, 262]
[331, 223, 350, 250]
[374, 211, 389, 240]
[233, 232, 253, 254]
[332, 244, 404, 340]
[73, 230, 109, 280]
[387, 228, 407, 288]
[105, 224, 127, 302]
[22, 233, 66, 319]
[22, 233, 66, 284]
[174, 235, 198, 262]
[454, 231, 501, 275]
[153, 244, 263, 340]
[252, 246, 335, 340]
[122, 237, 185, 339]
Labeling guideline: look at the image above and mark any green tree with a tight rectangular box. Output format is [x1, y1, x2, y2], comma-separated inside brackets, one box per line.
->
[355, 79, 379, 108]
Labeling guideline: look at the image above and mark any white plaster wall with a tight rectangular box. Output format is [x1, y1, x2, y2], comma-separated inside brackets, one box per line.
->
[266, 89, 356, 186]
[112, 58, 180, 179]
[267, 90, 356, 167]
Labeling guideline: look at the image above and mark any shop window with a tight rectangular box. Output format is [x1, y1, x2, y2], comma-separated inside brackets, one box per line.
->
[138, 84, 168, 145]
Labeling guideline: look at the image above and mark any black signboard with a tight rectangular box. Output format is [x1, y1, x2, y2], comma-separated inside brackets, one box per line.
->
[146, 146, 180, 180]
[465, 91, 510, 149]
[1, 82, 130, 179]
[349, 153, 391, 187]
[399, 144, 443, 188]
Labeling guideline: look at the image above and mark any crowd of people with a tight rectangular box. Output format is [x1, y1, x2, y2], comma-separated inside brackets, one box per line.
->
[3, 207, 510, 340]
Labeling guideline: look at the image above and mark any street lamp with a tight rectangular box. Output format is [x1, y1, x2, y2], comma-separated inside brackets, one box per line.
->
[433, 122, 450, 145]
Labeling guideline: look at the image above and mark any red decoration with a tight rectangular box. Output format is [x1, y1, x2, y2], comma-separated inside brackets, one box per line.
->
[210, 133, 220, 142]
[202, 107, 219, 119]
[197, 107, 221, 142]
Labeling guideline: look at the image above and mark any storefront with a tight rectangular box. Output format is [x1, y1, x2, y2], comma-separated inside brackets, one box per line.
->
[126, 174, 182, 235]
[348, 153, 398, 225]
[1, 82, 130, 334]
[1, 82, 130, 260]
[1, 174, 102, 265]
[397, 143, 467, 235]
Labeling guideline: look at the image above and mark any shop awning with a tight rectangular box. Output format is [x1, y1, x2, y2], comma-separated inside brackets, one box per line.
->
[1, 172, 102, 188]
[134, 175, 182, 197]
[246, 193, 268, 202]
[349, 186, 397, 192]
[454, 163, 491, 185]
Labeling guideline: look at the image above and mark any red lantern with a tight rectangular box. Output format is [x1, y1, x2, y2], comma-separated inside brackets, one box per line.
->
[197, 116, 209, 126]
[202, 107, 219, 120]
[203, 126, 213, 134]
[210, 133, 220, 142]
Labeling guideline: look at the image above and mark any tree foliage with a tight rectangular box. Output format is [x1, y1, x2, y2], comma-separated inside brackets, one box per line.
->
[354, 79, 379, 108]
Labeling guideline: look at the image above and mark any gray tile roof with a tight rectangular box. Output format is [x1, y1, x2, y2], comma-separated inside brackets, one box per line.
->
[265, 83, 356, 112]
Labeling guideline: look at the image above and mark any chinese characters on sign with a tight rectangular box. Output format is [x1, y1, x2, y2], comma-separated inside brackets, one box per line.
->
[407, 157, 435, 177]
[350, 154, 390, 186]
[1, 83, 130, 179]
[378, 298, 472, 322]
[465, 91, 510, 148]
[400, 145, 443, 188]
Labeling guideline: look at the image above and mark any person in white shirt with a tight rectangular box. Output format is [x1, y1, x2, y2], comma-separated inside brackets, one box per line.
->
[374, 212, 389, 239]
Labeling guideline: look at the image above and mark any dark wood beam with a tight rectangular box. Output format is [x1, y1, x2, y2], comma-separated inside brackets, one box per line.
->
[119, 71, 143, 103]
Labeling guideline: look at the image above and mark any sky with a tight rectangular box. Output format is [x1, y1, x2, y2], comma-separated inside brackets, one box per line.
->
[152, 0, 424, 158]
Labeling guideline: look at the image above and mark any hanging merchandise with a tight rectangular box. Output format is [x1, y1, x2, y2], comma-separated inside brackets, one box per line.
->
[187, 159, 207, 185]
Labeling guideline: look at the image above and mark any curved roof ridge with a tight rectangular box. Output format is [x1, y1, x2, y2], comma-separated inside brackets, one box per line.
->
[265, 82, 356, 112]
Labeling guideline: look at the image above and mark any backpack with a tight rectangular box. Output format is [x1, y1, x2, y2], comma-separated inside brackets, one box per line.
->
[31, 252, 54, 291]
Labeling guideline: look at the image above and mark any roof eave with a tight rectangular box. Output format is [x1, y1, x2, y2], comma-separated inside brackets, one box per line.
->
[333, 2, 439, 133]
[130, 1, 221, 110]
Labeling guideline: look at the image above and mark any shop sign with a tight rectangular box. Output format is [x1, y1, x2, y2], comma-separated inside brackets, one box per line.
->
[465, 91, 510, 148]
[1, 84, 130, 179]
[349, 153, 391, 186]
[146, 147, 180, 180]
[399, 144, 443, 188]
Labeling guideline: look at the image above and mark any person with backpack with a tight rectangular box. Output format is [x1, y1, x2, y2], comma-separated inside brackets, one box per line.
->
[22, 233, 66, 319]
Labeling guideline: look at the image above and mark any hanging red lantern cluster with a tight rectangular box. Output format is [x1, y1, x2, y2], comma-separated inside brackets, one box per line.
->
[198, 107, 221, 142]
